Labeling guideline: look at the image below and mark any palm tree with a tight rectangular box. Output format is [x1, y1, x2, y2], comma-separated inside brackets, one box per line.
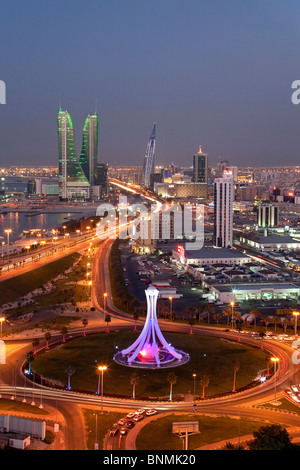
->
[130, 372, 139, 399]
[199, 375, 210, 399]
[272, 316, 280, 333]
[26, 351, 35, 374]
[214, 313, 223, 326]
[167, 372, 177, 401]
[205, 304, 215, 324]
[60, 326, 68, 343]
[32, 338, 39, 356]
[65, 365, 75, 390]
[222, 308, 231, 327]
[82, 318, 88, 336]
[232, 360, 240, 393]
[250, 308, 260, 331]
[105, 314, 111, 332]
[44, 332, 51, 349]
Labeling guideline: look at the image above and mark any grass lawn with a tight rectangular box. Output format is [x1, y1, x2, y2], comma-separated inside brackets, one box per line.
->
[31, 331, 266, 398]
[0, 253, 81, 306]
[136, 413, 268, 450]
[83, 409, 124, 450]
[0, 398, 49, 416]
[257, 397, 300, 414]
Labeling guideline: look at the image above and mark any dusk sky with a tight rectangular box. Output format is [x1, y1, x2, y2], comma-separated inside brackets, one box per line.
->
[1, 0, 300, 168]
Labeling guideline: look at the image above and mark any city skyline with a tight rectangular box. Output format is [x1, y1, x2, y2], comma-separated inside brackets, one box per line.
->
[1, 1, 300, 168]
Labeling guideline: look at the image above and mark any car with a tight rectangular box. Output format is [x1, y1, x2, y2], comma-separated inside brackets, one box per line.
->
[120, 427, 127, 435]
[136, 409, 146, 415]
[146, 409, 158, 416]
[126, 412, 135, 419]
[291, 385, 300, 393]
[126, 420, 135, 429]
[134, 414, 144, 422]
[109, 424, 119, 437]
[118, 418, 127, 426]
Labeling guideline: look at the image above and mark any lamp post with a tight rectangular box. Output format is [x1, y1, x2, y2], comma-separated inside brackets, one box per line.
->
[193, 373, 197, 404]
[230, 301, 234, 329]
[103, 293, 108, 314]
[4, 229, 12, 271]
[271, 357, 280, 403]
[169, 296, 173, 322]
[293, 311, 300, 337]
[0, 317, 5, 339]
[97, 366, 107, 413]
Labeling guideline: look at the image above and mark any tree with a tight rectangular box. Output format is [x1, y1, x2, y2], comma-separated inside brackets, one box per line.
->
[222, 442, 244, 450]
[204, 304, 215, 324]
[82, 318, 88, 336]
[232, 360, 240, 392]
[130, 372, 139, 399]
[32, 338, 39, 356]
[199, 375, 210, 399]
[214, 313, 223, 326]
[44, 332, 51, 350]
[247, 425, 293, 450]
[60, 326, 68, 343]
[222, 308, 231, 327]
[65, 365, 75, 391]
[167, 372, 177, 401]
[250, 308, 260, 331]
[26, 351, 35, 374]
[105, 314, 111, 333]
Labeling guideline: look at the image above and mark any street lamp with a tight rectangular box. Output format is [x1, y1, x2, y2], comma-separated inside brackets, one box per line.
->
[293, 311, 300, 337]
[230, 301, 235, 329]
[103, 293, 108, 314]
[97, 365, 107, 413]
[271, 357, 280, 404]
[4, 229, 12, 271]
[193, 374, 197, 405]
[0, 317, 5, 339]
[169, 296, 173, 322]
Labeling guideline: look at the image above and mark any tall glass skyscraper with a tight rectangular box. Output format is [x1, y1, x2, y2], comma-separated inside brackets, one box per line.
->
[57, 108, 90, 199]
[193, 146, 208, 183]
[142, 124, 156, 187]
[80, 114, 99, 186]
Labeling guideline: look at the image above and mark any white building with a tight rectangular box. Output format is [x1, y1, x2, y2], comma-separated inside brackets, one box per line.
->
[213, 176, 234, 248]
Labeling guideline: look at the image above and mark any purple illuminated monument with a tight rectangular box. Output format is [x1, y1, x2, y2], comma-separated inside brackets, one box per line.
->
[113, 286, 190, 369]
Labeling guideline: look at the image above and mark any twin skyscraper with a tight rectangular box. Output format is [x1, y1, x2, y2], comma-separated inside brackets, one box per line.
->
[57, 108, 107, 200]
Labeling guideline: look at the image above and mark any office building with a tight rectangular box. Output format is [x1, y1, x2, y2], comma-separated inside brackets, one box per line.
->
[79, 114, 99, 186]
[192, 146, 208, 183]
[142, 124, 156, 186]
[57, 108, 90, 200]
[214, 175, 234, 248]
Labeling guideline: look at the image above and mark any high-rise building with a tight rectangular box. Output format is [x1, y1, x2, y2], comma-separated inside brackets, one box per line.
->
[257, 204, 279, 228]
[192, 146, 208, 183]
[214, 176, 234, 248]
[142, 124, 156, 187]
[80, 114, 99, 186]
[57, 108, 90, 200]
[95, 163, 108, 195]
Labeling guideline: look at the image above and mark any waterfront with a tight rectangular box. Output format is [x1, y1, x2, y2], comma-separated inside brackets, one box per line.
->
[0, 211, 79, 242]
